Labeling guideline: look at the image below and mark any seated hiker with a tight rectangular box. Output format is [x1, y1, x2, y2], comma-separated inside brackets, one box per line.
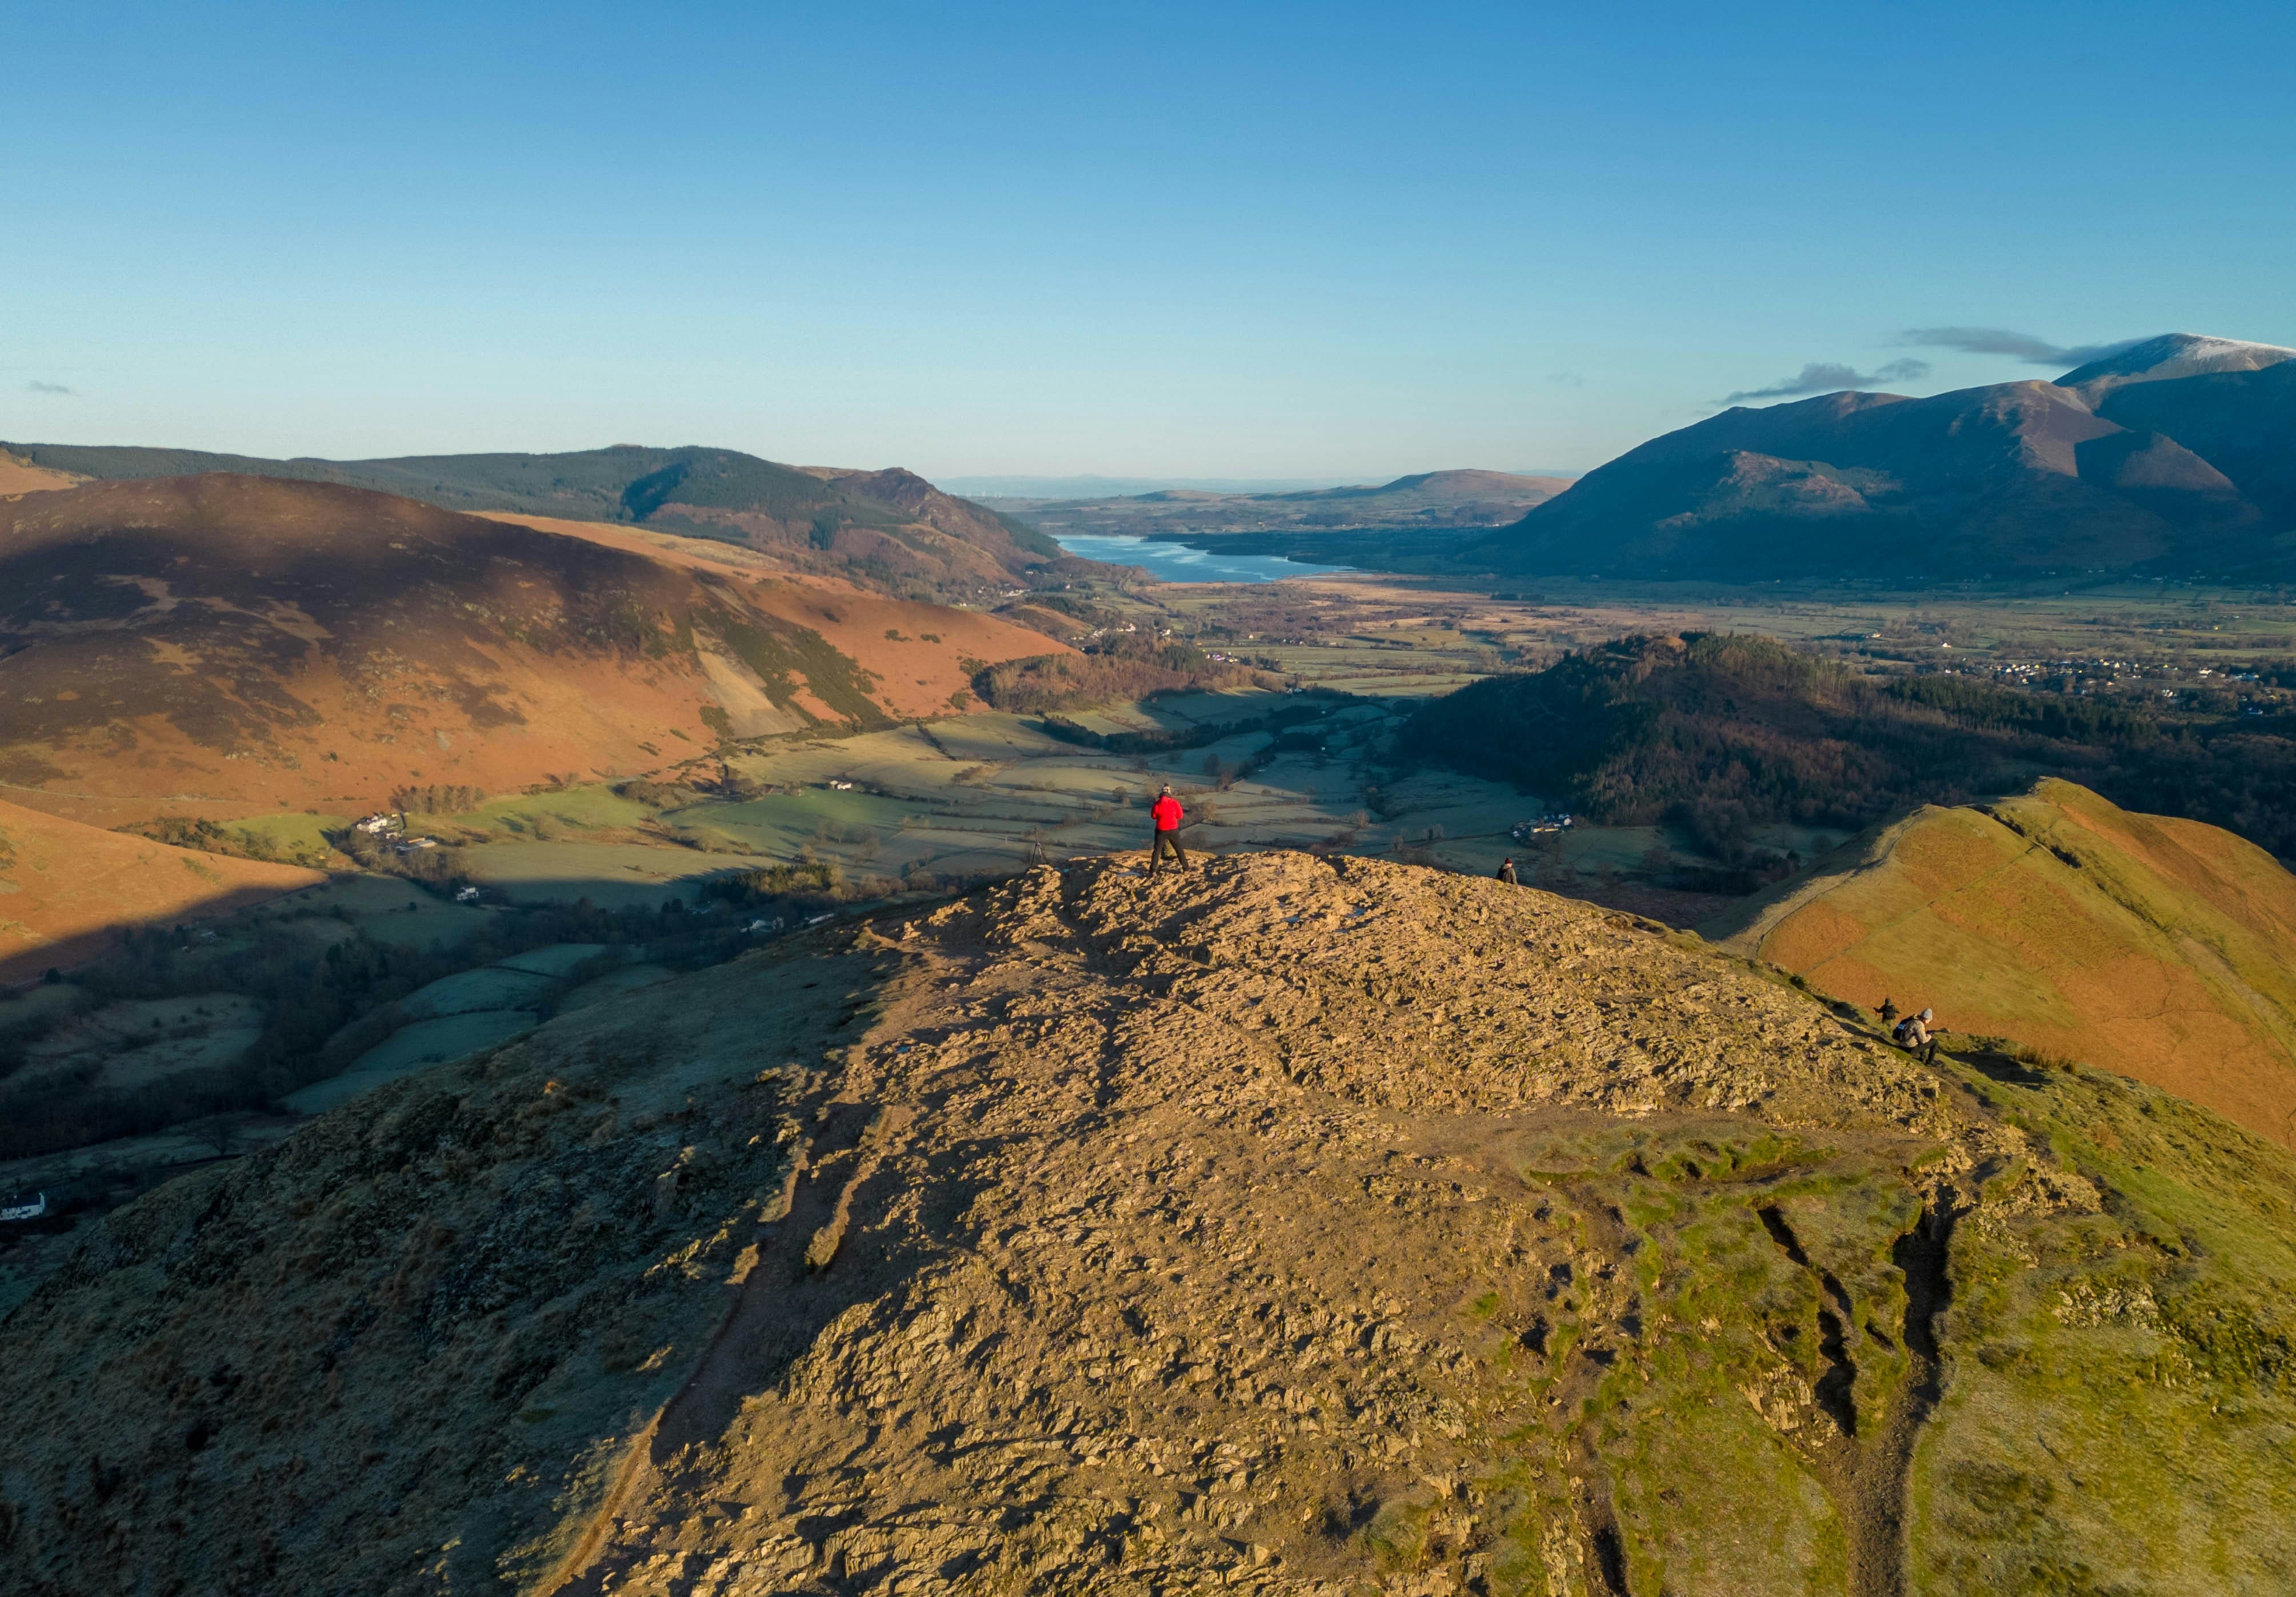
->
[1148, 784, 1188, 876]
[1893, 1007, 1939, 1064]
[1496, 857, 1519, 885]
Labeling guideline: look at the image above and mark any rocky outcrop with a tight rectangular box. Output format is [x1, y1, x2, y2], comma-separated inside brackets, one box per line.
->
[2, 853, 2290, 1595]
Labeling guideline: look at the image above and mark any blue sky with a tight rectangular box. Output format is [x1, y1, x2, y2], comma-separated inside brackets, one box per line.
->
[5, 1, 2291, 479]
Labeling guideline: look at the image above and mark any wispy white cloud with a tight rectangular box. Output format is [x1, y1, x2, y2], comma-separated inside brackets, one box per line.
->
[1899, 327, 2139, 365]
[1722, 358, 1929, 405]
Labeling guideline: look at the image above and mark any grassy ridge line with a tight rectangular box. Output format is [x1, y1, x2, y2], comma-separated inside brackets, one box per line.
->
[0, 798, 323, 985]
[1719, 778, 2296, 1149]
[0, 442, 769, 525]
[1696, 806, 1935, 948]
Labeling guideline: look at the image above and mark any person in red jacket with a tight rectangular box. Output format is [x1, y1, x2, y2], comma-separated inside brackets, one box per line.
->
[1148, 784, 1189, 876]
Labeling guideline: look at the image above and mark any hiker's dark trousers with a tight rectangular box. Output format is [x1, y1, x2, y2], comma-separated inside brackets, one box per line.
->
[1149, 829, 1187, 873]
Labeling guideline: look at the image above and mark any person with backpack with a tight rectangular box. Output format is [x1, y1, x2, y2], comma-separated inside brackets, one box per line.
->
[1893, 1007, 1939, 1065]
[1496, 857, 1519, 885]
[1148, 784, 1188, 876]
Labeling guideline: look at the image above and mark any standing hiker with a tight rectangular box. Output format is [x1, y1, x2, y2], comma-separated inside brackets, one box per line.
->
[1147, 784, 1188, 876]
[1496, 857, 1519, 885]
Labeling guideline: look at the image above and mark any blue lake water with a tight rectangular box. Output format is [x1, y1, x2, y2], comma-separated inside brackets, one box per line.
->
[1050, 533, 1350, 584]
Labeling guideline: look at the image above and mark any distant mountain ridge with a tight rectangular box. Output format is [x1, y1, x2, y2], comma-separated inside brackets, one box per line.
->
[1465, 333, 2296, 580]
[2058, 332, 2296, 400]
[995, 467, 1570, 540]
[0, 442, 1069, 598]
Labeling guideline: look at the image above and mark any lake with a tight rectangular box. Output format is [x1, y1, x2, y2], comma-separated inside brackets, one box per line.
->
[1049, 533, 1351, 584]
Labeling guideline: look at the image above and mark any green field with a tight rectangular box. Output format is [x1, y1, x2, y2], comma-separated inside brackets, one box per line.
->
[282, 1012, 539, 1113]
[385, 698, 1547, 901]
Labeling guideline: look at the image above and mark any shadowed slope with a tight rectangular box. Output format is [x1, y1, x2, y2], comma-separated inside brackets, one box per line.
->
[1709, 779, 2296, 1148]
[3, 853, 2290, 1595]
[2087, 359, 2296, 529]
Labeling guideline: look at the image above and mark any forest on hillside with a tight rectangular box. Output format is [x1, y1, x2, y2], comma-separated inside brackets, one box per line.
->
[971, 632, 1270, 713]
[1405, 632, 2296, 863]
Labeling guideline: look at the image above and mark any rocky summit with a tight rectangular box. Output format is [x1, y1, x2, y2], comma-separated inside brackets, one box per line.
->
[3, 852, 2291, 1596]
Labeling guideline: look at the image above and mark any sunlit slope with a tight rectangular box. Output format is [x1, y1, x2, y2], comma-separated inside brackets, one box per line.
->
[3, 853, 2291, 1594]
[482, 512, 1047, 719]
[0, 450, 82, 498]
[0, 798, 321, 980]
[1710, 778, 2296, 1147]
[0, 475, 1058, 825]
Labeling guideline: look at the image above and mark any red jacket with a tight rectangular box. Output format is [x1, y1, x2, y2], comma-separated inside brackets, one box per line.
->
[1151, 794, 1183, 831]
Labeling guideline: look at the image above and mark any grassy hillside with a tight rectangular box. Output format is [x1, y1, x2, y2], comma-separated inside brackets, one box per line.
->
[0, 450, 82, 497]
[0, 475, 1058, 825]
[0, 800, 322, 981]
[2, 853, 2291, 1593]
[1405, 632, 2296, 864]
[1707, 779, 2296, 1150]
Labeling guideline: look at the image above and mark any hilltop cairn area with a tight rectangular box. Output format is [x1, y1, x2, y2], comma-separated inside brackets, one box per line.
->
[3, 853, 2290, 1595]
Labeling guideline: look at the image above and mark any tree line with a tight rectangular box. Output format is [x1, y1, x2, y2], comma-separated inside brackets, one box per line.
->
[390, 784, 486, 815]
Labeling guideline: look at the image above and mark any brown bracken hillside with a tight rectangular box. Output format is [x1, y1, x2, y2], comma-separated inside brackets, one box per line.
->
[3, 852, 2290, 1595]
[1710, 780, 2296, 1150]
[0, 798, 322, 980]
[0, 474, 1059, 827]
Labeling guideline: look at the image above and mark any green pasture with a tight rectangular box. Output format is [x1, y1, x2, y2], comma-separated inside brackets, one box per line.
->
[397, 964, 557, 1020]
[283, 1011, 538, 1113]
[394, 691, 1511, 895]
[232, 811, 349, 860]
[426, 783, 661, 837]
[493, 943, 611, 979]
[262, 875, 496, 948]
[453, 839, 775, 908]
